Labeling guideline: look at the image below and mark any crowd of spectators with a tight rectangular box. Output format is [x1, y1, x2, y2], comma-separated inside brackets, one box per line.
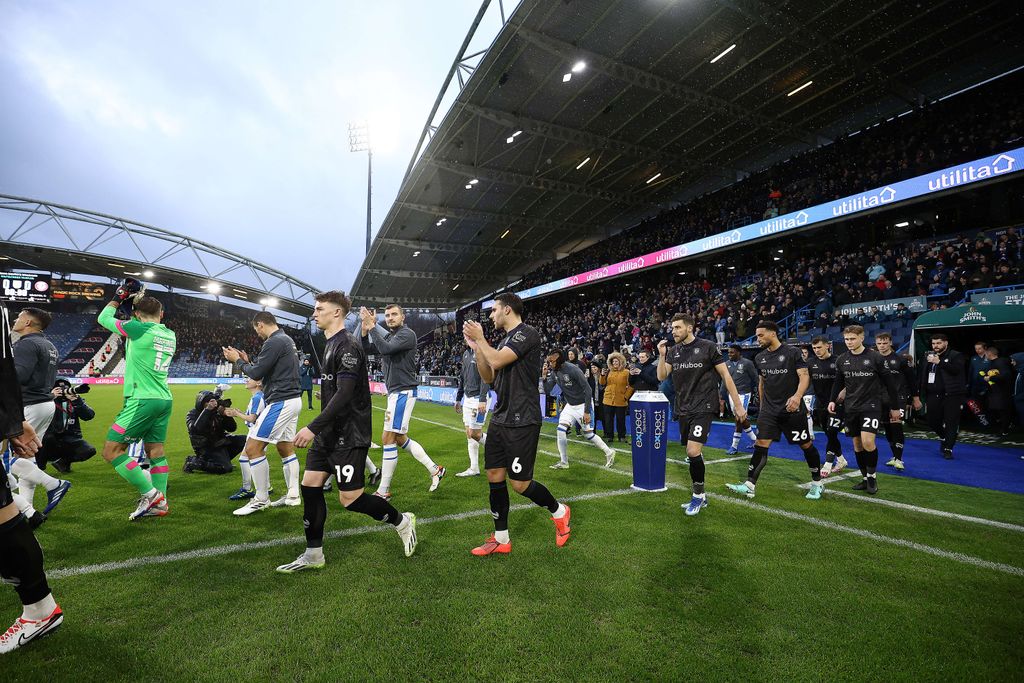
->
[165, 315, 308, 365]
[415, 227, 1023, 376]
[515, 73, 1024, 291]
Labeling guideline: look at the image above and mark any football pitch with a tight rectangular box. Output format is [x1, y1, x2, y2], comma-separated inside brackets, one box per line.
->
[7, 384, 1023, 681]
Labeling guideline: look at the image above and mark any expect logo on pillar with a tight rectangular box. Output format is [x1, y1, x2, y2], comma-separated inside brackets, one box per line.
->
[633, 408, 646, 449]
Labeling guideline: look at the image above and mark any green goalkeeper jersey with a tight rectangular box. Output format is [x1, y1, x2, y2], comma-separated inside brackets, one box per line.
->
[98, 306, 176, 400]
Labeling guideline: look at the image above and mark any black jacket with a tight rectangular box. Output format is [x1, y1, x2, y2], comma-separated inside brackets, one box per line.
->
[919, 347, 968, 397]
[628, 358, 660, 391]
[46, 396, 95, 440]
[186, 393, 238, 456]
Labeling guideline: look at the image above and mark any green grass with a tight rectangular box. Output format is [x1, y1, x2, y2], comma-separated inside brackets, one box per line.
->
[6, 384, 1024, 681]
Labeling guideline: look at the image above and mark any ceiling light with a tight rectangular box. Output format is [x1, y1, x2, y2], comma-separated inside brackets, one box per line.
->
[500, 229, 510, 239]
[206, 282, 221, 293]
[715, 263, 724, 267]
[895, 221, 909, 228]
[106, 262, 125, 268]
[124, 271, 141, 276]
[787, 80, 813, 97]
[576, 157, 591, 170]
[412, 251, 420, 257]
[777, 249, 784, 253]
[572, 61, 586, 73]
[646, 172, 662, 184]
[727, 266, 736, 270]
[143, 270, 154, 279]
[469, 179, 479, 185]
[579, 293, 585, 297]
[265, 297, 278, 307]
[506, 130, 522, 144]
[773, 257, 781, 261]
[452, 284, 460, 291]
[678, 272, 686, 275]
[562, 73, 572, 83]
[233, 289, 247, 294]
[436, 218, 447, 226]
[710, 44, 737, 64]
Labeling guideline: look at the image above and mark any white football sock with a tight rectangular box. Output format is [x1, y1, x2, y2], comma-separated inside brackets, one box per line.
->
[22, 593, 57, 621]
[402, 438, 437, 472]
[494, 529, 510, 544]
[556, 428, 569, 463]
[479, 432, 487, 446]
[583, 429, 611, 453]
[11, 457, 60, 494]
[239, 456, 252, 489]
[282, 455, 299, 497]
[467, 438, 480, 471]
[365, 456, 378, 475]
[744, 427, 757, 442]
[379, 445, 399, 494]
[731, 432, 742, 449]
[552, 503, 567, 519]
[249, 456, 270, 500]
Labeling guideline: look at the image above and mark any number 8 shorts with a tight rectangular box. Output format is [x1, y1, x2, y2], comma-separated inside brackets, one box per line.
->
[678, 412, 715, 445]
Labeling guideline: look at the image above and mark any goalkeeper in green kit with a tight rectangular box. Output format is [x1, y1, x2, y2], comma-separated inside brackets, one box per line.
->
[97, 278, 177, 521]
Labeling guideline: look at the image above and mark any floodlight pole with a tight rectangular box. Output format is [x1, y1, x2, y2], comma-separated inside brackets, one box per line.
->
[348, 122, 372, 254]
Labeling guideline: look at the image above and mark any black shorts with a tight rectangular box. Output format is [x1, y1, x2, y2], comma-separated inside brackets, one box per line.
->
[484, 423, 540, 481]
[0, 458, 13, 509]
[306, 443, 369, 491]
[845, 409, 881, 435]
[813, 408, 843, 433]
[757, 410, 813, 444]
[678, 412, 715, 445]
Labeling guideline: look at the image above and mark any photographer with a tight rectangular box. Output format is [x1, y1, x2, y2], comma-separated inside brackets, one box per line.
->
[183, 390, 245, 474]
[37, 381, 96, 473]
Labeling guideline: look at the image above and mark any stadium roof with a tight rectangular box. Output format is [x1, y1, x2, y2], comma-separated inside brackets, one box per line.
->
[0, 194, 319, 318]
[353, 0, 1024, 309]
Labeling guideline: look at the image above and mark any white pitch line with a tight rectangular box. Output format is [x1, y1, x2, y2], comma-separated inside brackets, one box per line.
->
[392, 406, 1024, 578]
[795, 485, 1024, 533]
[49, 487, 639, 580]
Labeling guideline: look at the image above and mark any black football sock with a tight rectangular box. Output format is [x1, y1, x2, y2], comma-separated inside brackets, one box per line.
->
[521, 480, 558, 514]
[345, 492, 402, 526]
[854, 450, 867, 478]
[825, 429, 842, 461]
[886, 424, 905, 461]
[802, 445, 822, 481]
[747, 446, 769, 484]
[865, 448, 879, 476]
[300, 484, 327, 548]
[0, 514, 50, 606]
[689, 454, 705, 495]
[489, 481, 510, 531]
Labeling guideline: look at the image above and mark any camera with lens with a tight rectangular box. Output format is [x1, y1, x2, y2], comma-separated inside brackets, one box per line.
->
[54, 378, 90, 397]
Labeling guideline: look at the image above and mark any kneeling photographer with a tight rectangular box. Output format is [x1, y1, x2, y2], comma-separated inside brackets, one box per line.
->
[38, 379, 97, 473]
[184, 389, 246, 474]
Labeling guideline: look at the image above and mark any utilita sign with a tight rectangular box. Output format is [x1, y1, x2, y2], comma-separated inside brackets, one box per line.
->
[483, 147, 1023, 307]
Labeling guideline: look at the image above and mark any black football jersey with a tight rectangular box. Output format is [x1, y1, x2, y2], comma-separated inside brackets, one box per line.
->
[491, 323, 542, 427]
[306, 329, 371, 449]
[807, 355, 838, 400]
[667, 337, 724, 415]
[755, 343, 808, 415]
[878, 351, 916, 403]
[832, 349, 899, 412]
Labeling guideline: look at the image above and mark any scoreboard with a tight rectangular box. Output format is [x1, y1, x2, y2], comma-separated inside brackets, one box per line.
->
[1, 272, 52, 303]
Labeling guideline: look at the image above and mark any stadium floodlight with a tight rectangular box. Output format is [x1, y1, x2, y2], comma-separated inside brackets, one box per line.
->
[895, 221, 910, 227]
[266, 297, 278, 307]
[710, 44, 737, 64]
[787, 80, 813, 97]
[205, 282, 221, 293]
[124, 271, 142, 276]
[412, 251, 421, 257]
[348, 121, 373, 255]
[436, 218, 447, 226]
[678, 272, 686, 275]
[143, 270, 154, 279]
[500, 229, 510, 239]
[469, 179, 479, 185]
[576, 156, 591, 170]
[452, 284, 460, 291]
[506, 130, 523, 144]
[106, 262, 125, 268]
[572, 61, 586, 73]
[777, 249, 784, 253]
[562, 73, 572, 83]
[646, 172, 662, 184]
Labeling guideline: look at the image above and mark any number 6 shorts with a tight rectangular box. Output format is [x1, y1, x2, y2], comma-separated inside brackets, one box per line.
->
[107, 398, 174, 444]
[305, 443, 369, 491]
[483, 423, 541, 481]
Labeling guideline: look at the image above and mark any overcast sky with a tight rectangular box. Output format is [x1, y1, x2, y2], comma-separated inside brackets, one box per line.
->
[0, 0, 492, 295]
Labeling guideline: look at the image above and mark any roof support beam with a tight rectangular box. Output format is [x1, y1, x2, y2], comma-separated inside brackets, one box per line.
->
[398, 201, 589, 235]
[422, 155, 657, 208]
[516, 28, 819, 147]
[362, 268, 507, 282]
[460, 103, 734, 178]
[378, 237, 547, 259]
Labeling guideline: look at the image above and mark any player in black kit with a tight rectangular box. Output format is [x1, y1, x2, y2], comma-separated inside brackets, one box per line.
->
[875, 332, 918, 471]
[463, 292, 571, 555]
[726, 321, 825, 500]
[657, 313, 747, 516]
[828, 325, 901, 495]
[809, 336, 847, 477]
[276, 291, 418, 573]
